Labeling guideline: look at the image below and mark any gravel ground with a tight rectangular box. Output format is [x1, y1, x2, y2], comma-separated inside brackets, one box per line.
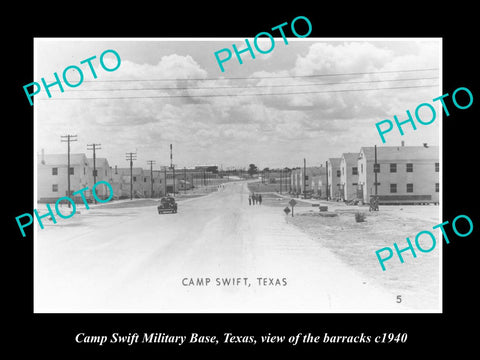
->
[286, 205, 441, 310]
[34, 183, 440, 311]
[35, 182, 405, 312]
[253, 190, 441, 311]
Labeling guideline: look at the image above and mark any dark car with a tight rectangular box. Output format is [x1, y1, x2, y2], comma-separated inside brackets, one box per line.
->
[157, 196, 178, 214]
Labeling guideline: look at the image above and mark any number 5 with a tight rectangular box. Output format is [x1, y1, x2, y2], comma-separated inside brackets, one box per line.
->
[396, 295, 402, 303]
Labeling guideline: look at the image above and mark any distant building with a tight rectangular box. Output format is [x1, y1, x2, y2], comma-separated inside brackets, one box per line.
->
[151, 170, 166, 197]
[290, 168, 301, 194]
[340, 153, 360, 201]
[87, 157, 112, 200]
[307, 166, 327, 198]
[327, 158, 342, 200]
[357, 145, 439, 204]
[259, 169, 290, 191]
[37, 153, 92, 203]
[194, 165, 218, 173]
[38, 150, 223, 202]
[112, 167, 147, 199]
[147, 167, 213, 196]
[164, 168, 184, 194]
[110, 165, 121, 198]
[290, 166, 327, 198]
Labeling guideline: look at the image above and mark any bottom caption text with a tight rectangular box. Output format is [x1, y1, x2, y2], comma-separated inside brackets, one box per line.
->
[75, 332, 408, 346]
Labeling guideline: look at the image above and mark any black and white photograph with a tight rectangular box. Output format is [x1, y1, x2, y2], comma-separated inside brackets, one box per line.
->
[32, 38, 442, 313]
[7, 5, 480, 356]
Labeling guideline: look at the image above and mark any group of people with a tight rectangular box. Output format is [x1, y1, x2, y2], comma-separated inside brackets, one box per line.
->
[248, 193, 262, 205]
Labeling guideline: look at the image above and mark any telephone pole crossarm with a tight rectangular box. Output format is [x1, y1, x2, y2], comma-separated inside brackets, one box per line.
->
[126, 152, 137, 200]
[87, 143, 102, 203]
[60, 134, 78, 208]
[147, 160, 156, 198]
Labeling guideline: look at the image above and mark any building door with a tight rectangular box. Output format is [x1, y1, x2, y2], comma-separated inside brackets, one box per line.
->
[357, 184, 363, 201]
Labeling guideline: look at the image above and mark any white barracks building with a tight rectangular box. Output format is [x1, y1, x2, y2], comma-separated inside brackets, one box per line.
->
[357, 144, 440, 205]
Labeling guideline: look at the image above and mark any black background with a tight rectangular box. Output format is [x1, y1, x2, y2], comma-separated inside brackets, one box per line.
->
[7, 4, 478, 356]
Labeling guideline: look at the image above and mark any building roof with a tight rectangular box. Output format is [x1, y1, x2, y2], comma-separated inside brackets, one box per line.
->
[305, 166, 327, 176]
[360, 145, 439, 161]
[194, 165, 218, 169]
[115, 167, 145, 175]
[328, 158, 342, 167]
[87, 157, 110, 168]
[38, 153, 88, 166]
[341, 153, 360, 165]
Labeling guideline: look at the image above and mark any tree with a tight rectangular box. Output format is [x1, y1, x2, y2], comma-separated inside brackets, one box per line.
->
[206, 166, 218, 174]
[247, 163, 258, 177]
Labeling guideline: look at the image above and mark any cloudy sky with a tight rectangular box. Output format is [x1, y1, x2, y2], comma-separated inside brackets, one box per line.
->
[34, 38, 441, 170]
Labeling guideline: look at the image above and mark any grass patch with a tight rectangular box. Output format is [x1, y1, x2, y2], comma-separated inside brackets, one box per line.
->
[286, 209, 440, 309]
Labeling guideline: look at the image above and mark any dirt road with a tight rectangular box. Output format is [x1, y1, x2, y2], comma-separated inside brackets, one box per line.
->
[35, 181, 409, 312]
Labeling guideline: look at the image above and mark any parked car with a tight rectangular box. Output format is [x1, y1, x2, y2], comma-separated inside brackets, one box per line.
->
[157, 197, 177, 214]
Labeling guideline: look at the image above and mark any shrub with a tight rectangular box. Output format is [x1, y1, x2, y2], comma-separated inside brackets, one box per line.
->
[355, 212, 366, 222]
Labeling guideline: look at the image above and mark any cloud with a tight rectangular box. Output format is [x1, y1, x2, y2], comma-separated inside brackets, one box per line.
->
[286, 41, 440, 124]
[293, 42, 393, 76]
[107, 54, 208, 81]
[37, 40, 441, 169]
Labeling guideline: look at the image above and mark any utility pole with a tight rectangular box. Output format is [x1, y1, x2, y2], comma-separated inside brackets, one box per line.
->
[147, 160, 156, 198]
[285, 168, 289, 194]
[126, 152, 137, 200]
[164, 166, 167, 196]
[303, 158, 307, 199]
[289, 168, 292, 192]
[87, 143, 101, 204]
[374, 144, 378, 196]
[61, 134, 77, 208]
[325, 160, 329, 200]
[172, 166, 176, 196]
[170, 144, 175, 196]
[280, 168, 283, 194]
[184, 167, 187, 193]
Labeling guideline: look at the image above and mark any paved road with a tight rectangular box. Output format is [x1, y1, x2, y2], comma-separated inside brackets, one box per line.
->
[35, 181, 405, 312]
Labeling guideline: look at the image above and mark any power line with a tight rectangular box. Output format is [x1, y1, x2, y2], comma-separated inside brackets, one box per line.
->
[70, 67, 439, 83]
[41, 83, 439, 101]
[49, 76, 439, 92]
